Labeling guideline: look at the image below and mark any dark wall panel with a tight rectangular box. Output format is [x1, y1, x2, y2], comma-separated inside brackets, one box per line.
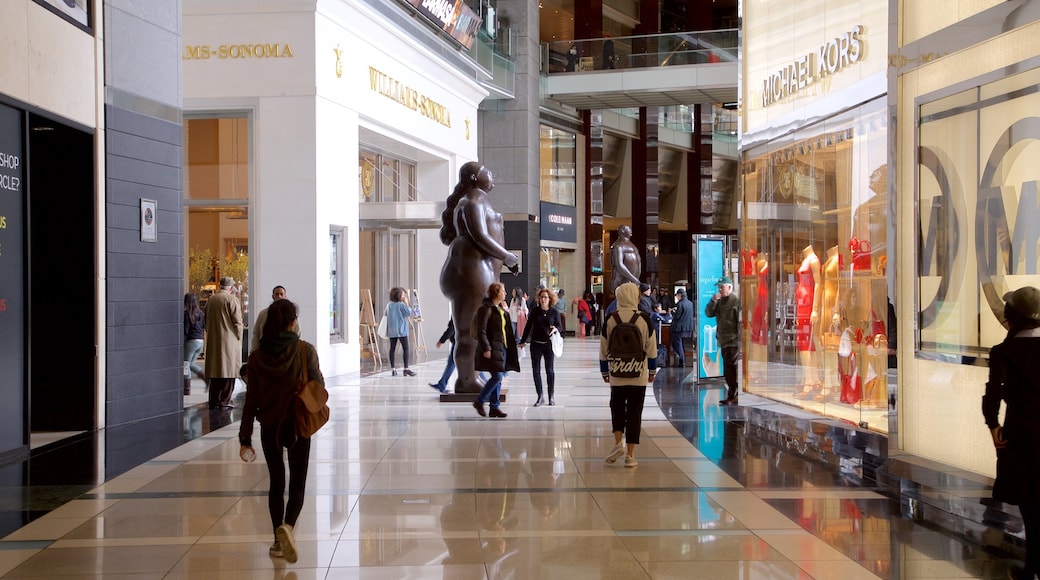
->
[104, 104, 183, 426]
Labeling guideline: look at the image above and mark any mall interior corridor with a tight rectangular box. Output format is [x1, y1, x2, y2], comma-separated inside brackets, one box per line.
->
[0, 338, 1024, 579]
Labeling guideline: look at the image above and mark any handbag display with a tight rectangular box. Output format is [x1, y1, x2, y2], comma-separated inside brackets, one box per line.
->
[850, 237, 872, 271]
[295, 348, 330, 437]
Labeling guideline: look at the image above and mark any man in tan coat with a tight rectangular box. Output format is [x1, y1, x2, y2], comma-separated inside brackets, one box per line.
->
[205, 276, 243, 409]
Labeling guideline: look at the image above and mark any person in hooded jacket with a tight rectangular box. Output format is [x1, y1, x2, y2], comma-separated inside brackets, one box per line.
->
[239, 299, 324, 564]
[982, 286, 1040, 580]
[599, 282, 658, 467]
[473, 282, 520, 418]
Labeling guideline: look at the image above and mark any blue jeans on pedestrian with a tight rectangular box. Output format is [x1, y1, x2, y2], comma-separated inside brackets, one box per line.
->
[184, 339, 204, 377]
[434, 342, 456, 390]
[477, 370, 505, 409]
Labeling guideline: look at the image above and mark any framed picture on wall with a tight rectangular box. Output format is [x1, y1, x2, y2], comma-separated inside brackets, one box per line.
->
[140, 199, 157, 242]
[33, 0, 90, 29]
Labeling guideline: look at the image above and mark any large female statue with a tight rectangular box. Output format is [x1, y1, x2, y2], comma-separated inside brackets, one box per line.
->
[439, 162, 519, 393]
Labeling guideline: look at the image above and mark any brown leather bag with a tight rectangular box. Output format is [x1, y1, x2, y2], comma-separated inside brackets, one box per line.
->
[295, 348, 330, 437]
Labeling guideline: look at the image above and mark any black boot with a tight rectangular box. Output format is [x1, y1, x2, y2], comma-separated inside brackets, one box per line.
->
[548, 386, 556, 406]
[533, 388, 544, 407]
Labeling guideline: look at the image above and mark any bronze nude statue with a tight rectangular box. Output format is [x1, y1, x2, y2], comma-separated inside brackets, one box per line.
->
[609, 224, 641, 294]
[439, 162, 519, 393]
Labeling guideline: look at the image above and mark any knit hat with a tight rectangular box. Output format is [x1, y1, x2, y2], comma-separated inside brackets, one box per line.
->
[1003, 286, 1040, 320]
[639, 283, 651, 293]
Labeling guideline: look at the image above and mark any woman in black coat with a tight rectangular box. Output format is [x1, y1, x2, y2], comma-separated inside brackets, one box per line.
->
[983, 286, 1040, 580]
[472, 282, 520, 418]
[518, 287, 563, 406]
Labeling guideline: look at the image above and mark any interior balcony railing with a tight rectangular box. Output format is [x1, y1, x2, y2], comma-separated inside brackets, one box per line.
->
[470, 28, 516, 100]
[541, 29, 738, 75]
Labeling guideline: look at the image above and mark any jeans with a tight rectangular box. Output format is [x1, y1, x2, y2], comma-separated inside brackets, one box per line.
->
[477, 344, 505, 410]
[434, 341, 456, 389]
[260, 423, 311, 537]
[184, 339, 204, 377]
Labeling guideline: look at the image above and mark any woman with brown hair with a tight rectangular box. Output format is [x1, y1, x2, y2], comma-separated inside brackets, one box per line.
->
[239, 299, 324, 564]
[518, 287, 562, 406]
[472, 282, 520, 418]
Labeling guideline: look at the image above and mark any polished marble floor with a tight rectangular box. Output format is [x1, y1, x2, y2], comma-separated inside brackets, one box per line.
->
[0, 338, 1025, 578]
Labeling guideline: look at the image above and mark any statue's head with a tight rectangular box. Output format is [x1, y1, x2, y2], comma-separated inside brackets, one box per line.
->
[618, 224, 632, 238]
[460, 161, 483, 184]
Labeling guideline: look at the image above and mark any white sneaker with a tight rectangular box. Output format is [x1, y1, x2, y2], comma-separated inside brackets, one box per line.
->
[605, 444, 625, 464]
[275, 523, 298, 563]
[624, 456, 638, 468]
[268, 541, 283, 558]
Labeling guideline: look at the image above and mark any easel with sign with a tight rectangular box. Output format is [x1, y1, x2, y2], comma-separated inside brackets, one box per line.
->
[410, 289, 428, 362]
[360, 289, 382, 370]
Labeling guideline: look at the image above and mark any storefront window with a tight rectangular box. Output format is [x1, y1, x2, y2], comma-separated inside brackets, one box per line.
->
[330, 227, 346, 342]
[183, 116, 250, 315]
[360, 150, 417, 202]
[740, 97, 889, 432]
[917, 64, 1040, 361]
[539, 125, 576, 206]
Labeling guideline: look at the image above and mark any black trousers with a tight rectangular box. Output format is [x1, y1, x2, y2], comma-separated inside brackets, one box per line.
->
[722, 345, 740, 399]
[529, 341, 555, 395]
[208, 377, 235, 407]
[260, 423, 311, 538]
[609, 385, 647, 444]
[389, 336, 410, 368]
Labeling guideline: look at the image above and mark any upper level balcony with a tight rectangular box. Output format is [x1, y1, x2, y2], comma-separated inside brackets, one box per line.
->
[541, 29, 739, 110]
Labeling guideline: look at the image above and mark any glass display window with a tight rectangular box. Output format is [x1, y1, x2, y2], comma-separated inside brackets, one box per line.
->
[740, 97, 890, 432]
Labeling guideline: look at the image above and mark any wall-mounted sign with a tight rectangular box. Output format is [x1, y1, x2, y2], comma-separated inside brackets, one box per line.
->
[182, 43, 295, 60]
[369, 67, 452, 128]
[540, 202, 576, 243]
[761, 25, 864, 107]
[405, 0, 482, 50]
[140, 198, 157, 242]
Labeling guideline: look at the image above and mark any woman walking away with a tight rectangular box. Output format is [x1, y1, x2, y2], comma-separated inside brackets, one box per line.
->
[183, 293, 206, 395]
[982, 286, 1040, 580]
[240, 299, 324, 564]
[472, 282, 520, 418]
[387, 287, 417, 376]
[518, 287, 562, 406]
[509, 287, 529, 339]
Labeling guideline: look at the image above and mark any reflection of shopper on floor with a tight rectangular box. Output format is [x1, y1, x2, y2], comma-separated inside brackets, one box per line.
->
[205, 276, 243, 409]
[982, 286, 1040, 580]
[706, 276, 741, 405]
[600, 282, 657, 467]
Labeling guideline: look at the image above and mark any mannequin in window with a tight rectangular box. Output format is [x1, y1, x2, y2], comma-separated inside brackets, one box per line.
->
[439, 162, 520, 394]
[748, 252, 770, 385]
[794, 245, 822, 399]
[821, 245, 841, 335]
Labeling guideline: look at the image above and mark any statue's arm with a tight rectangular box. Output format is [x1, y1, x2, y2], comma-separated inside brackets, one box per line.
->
[459, 197, 518, 267]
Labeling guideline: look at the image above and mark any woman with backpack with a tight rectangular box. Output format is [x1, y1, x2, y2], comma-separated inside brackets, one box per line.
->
[518, 287, 563, 406]
[239, 299, 324, 563]
[599, 282, 658, 467]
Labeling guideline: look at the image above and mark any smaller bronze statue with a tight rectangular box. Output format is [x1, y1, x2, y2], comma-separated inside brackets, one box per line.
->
[609, 224, 641, 294]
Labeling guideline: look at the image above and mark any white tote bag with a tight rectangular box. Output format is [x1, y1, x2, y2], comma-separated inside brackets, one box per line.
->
[549, 329, 564, 358]
[376, 305, 389, 339]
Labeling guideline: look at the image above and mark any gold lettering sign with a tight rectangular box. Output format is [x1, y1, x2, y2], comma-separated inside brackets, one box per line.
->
[182, 43, 295, 60]
[368, 67, 452, 128]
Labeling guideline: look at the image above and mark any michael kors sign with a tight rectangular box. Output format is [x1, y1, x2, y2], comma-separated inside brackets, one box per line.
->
[761, 25, 864, 107]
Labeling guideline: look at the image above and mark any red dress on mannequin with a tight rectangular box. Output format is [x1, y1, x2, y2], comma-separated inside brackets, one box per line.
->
[796, 260, 816, 351]
[751, 264, 769, 346]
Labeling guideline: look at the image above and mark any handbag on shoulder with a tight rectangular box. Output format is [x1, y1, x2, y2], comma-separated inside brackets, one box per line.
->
[295, 348, 330, 437]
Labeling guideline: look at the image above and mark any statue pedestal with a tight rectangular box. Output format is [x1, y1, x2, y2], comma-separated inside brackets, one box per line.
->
[440, 389, 507, 403]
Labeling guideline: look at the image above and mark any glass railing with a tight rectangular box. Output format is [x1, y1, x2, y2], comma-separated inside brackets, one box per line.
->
[469, 29, 516, 99]
[541, 29, 738, 75]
